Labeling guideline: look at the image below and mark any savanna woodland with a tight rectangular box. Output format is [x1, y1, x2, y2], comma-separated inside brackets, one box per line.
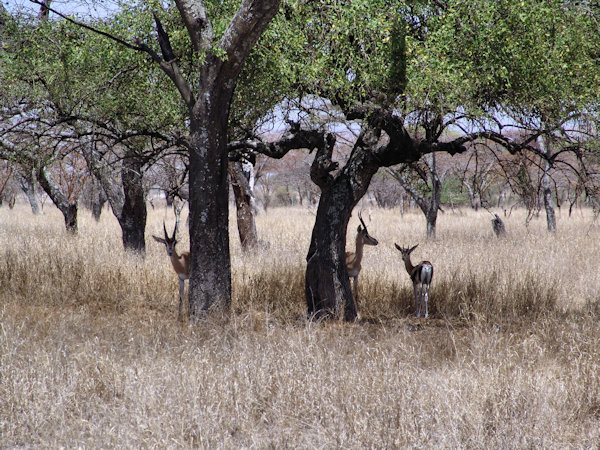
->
[1, 0, 600, 447]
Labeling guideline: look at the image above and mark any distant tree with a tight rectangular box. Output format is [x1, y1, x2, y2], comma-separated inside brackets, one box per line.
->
[430, 0, 600, 232]
[458, 146, 498, 211]
[389, 152, 444, 240]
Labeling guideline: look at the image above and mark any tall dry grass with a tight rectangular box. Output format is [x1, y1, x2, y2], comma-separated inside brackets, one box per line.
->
[1, 204, 600, 447]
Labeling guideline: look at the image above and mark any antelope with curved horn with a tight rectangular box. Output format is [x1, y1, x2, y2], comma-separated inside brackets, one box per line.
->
[346, 212, 379, 317]
[395, 244, 433, 318]
[153, 221, 190, 320]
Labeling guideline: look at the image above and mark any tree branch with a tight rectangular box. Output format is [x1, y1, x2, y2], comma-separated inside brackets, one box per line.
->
[218, 0, 280, 81]
[174, 0, 213, 52]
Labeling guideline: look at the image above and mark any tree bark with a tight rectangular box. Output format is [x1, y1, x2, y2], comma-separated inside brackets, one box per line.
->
[229, 160, 258, 251]
[425, 153, 442, 240]
[306, 183, 357, 321]
[120, 152, 147, 253]
[37, 166, 78, 233]
[83, 144, 147, 253]
[170, 0, 279, 318]
[538, 134, 557, 232]
[305, 130, 381, 321]
[15, 168, 40, 215]
[188, 103, 232, 316]
[89, 177, 107, 221]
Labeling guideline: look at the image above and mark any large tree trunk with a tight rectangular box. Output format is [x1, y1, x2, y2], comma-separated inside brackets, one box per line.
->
[305, 184, 356, 321]
[229, 160, 258, 251]
[188, 105, 232, 316]
[305, 130, 379, 321]
[165, 0, 279, 319]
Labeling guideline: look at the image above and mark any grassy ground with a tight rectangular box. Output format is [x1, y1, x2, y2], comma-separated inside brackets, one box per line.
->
[1, 204, 599, 447]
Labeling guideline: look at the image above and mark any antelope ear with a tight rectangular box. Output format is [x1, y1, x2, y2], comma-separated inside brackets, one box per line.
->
[357, 225, 362, 232]
[409, 244, 419, 253]
[153, 236, 166, 244]
[394, 243, 402, 251]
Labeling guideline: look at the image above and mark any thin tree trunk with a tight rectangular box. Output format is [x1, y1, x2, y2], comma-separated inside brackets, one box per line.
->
[229, 160, 258, 251]
[538, 134, 557, 232]
[37, 166, 78, 233]
[16, 168, 40, 215]
[542, 165, 556, 232]
[426, 154, 442, 240]
[89, 176, 107, 222]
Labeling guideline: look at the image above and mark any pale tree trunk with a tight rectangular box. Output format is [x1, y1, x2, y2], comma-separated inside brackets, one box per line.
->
[425, 153, 442, 239]
[390, 153, 442, 240]
[15, 168, 40, 215]
[538, 134, 557, 232]
[229, 160, 258, 251]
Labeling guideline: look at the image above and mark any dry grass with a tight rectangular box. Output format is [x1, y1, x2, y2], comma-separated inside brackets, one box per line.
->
[1, 204, 600, 447]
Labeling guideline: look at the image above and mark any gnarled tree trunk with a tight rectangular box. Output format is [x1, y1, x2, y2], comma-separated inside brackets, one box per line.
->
[305, 130, 382, 321]
[37, 166, 78, 233]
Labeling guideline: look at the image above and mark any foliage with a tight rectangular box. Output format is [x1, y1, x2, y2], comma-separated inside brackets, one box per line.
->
[411, 0, 600, 121]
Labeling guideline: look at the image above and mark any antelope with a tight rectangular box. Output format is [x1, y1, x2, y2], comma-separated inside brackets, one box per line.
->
[153, 221, 190, 321]
[346, 212, 379, 317]
[395, 244, 433, 318]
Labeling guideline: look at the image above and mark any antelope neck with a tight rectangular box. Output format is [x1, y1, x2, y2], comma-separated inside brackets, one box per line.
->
[404, 258, 415, 275]
[354, 235, 366, 261]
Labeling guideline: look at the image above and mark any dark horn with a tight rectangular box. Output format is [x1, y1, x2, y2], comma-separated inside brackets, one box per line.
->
[358, 210, 368, 230]
[163, 221, 168, 240]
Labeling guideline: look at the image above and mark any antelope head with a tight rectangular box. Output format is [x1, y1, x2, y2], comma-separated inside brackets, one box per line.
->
[153, 221, 179, 256]
[357, 211, 379, 246]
